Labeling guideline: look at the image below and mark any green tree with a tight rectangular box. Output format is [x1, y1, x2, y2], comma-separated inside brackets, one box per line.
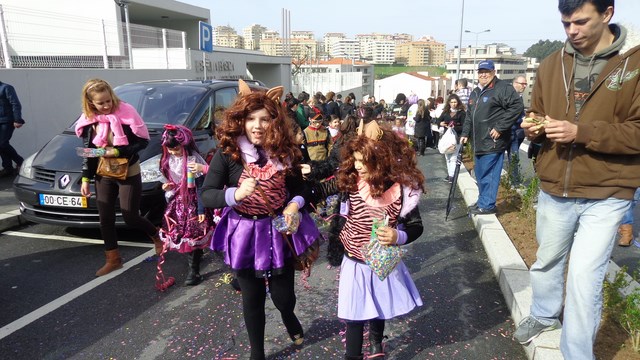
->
[523, 40, 564, 61]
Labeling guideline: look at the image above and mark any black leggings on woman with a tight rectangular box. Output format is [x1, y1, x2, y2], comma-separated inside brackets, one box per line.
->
[345, 318, 385, 357]
[237, 266, 303, 360]
[95, 173, 157, 250]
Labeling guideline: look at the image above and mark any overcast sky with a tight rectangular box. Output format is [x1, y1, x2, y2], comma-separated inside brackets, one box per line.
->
[182, 0, 640, 54]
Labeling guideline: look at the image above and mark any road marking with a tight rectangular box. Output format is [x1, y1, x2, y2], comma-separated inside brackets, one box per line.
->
[3, 230, 153, 248]
[0, 249, 156, 340]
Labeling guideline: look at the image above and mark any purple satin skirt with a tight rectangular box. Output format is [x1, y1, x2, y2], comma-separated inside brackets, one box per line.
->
[211, 207, 320, 277]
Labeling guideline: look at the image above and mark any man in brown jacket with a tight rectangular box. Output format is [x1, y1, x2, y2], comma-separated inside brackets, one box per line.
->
[514, 1, 640, 358]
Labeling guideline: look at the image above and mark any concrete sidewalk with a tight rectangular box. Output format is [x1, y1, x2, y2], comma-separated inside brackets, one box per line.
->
[0, 175, 27, 233]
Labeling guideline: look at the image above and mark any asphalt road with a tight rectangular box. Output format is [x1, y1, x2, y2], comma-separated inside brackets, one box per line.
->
[0, 150, 527, 360]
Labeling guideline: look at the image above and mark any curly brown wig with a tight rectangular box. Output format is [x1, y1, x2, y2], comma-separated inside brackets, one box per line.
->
[337, 130, 425, 198]
[216, 91, 301, 172]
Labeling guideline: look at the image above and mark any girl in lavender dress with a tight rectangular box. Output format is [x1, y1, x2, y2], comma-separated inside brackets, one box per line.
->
[201, 81, 319, 360]
[158, 124, 215, 286]
[328, 119, 425, 360]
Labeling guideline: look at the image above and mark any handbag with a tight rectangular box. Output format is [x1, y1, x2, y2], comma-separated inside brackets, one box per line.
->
[96, 157, 129, 180]
[438, 127, 458, 154]
[241, 161, 320, 273]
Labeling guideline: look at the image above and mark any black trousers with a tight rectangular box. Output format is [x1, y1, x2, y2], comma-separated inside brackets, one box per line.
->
[237, 266, 302, 360]
[95, 173, 157, 250]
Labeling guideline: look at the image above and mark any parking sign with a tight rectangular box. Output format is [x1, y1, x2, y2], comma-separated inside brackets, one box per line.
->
[199, 21, 213, 52]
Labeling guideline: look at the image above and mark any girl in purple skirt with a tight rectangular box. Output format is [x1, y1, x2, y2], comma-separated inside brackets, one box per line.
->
[201, 81, 319, 360]
[328, 118, 425, 360]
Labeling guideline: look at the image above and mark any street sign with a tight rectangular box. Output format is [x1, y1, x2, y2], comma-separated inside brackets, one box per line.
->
[199, 21, 213, 53]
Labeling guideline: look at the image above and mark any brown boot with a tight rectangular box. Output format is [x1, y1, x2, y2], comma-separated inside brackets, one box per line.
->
[618, 224, 633, 247]
[96, 249, 123, 276]
[150, 230, 163, 255]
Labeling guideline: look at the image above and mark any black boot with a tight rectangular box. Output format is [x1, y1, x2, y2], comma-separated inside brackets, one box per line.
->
[368, 319, 386, 359]
[344, 355, 363, 360]
[184, 249, 203, 286]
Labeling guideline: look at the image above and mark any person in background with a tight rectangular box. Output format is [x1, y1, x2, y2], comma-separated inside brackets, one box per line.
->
[295, 92, 310, 130]
[340, 95, 355, 120]
[336, 93, 343, 107]
[325, 91, 341, 119]
[514, 1, 640, 358]
[392, 117, 406, 138]
[455, 78, 471, 108]
[201, 82, 319, 360]
[0, 81, 25, 176]
[75, 78, 163, 276]
[158, 124, 216, 286]
[507, 75, 528, 186]
[327, 114, 341, 150]
[413, 99, 431, 156]
[430, 96, 446, 149]
[303, 114, 330, 162]
[438, 94, 466, 182]
[460, 60, 523, 215]
[618, 188, 640, 247]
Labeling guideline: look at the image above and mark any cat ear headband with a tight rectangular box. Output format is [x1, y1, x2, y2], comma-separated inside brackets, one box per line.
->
[238, 79, 283, 104]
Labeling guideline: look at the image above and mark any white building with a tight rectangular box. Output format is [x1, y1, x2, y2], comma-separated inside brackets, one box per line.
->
[374, 72, 450, 106]
[331, 39, 360, 60]
[364, 41, 396, 65]
[446, 43, 528, 86]
[292, 58, 374, 101]
[243, 24, 268, 50]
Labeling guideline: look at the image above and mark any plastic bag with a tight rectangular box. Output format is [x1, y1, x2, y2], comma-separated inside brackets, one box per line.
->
[438, 127, 458, 154]
[361, 215, 406, 281]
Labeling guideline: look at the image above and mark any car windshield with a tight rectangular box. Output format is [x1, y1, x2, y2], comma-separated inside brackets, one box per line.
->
[69, 83, 208, 129]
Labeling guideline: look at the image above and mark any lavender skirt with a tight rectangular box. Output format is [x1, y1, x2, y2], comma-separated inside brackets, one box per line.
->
[211, 207, 320, 277]
[338, 256, 423, 321]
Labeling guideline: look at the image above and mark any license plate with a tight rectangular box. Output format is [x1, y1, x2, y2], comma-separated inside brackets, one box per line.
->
[39, 194, 87, 208]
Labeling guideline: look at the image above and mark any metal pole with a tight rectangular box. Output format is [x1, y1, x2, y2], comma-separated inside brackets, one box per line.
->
[203, 52, 207, 80]
[162, 28, 168, 69]
[455, 0, 465, 88]
[0, 5, 12, 68]
[101, 20, 109, 69]
[123, 2, 133, 68]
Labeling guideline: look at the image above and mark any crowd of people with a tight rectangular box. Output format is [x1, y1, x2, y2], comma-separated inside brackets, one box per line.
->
[59, 1, 640, 358]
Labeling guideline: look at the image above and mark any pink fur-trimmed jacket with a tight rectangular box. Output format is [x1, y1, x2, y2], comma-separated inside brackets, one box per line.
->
[75, 102, 149, 147]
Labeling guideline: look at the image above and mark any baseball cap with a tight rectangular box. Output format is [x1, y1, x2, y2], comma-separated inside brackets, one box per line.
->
[477, 60, 495, 71]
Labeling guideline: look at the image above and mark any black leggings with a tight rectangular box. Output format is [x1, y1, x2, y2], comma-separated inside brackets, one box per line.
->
[95, 173, 157, 250]
[237, 267, 302, 360]
[345, 319, 385, 357]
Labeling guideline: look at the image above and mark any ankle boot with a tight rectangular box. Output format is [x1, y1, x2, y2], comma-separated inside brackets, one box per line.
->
[150, 229, 163, 255]
[96, 249, 123, 276]
[184, 249, 203, 285]
[368, 320, 386, 359]
[618, 224, 634, 247]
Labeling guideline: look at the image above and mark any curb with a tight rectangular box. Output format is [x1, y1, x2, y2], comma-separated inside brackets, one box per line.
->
[0, 209, 26, 233]
[456, 165, 564, 360]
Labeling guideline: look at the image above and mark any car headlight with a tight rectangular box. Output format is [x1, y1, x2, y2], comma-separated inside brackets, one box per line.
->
[18, 153, 37, 179]
[139, 154, 165, 183]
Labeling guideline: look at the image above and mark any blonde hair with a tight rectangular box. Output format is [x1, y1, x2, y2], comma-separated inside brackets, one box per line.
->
[81, 78, 121, 118]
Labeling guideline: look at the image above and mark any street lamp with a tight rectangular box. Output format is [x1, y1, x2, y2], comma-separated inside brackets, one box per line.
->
[464, 29, 490, 84]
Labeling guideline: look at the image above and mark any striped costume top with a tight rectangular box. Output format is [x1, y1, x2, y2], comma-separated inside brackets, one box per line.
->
[339, 181, 402, 261]
[234, 161, 287, 216]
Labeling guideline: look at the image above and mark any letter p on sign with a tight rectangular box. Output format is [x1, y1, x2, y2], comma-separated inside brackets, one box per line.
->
[199, 21, 213, 52]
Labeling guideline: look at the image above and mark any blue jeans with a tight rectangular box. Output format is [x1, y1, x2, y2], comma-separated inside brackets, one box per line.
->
[473, 152, 504, 209]
[620, 187, 640, 225]
[530, 190, 630, 360]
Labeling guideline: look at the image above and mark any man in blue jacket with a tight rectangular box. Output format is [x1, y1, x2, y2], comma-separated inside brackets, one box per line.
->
[0, 81, 25, 176]
[460, 60, 524, 215]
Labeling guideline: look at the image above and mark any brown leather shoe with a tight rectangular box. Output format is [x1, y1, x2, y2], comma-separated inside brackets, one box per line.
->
[618, 224, 633, 247]
[96, 249, 123, 276]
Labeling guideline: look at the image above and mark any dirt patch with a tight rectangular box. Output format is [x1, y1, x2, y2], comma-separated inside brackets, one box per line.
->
[462, 156, 640, 359]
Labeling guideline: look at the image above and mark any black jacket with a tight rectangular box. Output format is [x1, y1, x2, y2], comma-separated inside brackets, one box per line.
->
[414, 111, 431, 138]
[461, 77, 523, 155]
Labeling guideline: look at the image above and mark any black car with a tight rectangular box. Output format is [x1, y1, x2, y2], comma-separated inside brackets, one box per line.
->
[14, 79, 265, 227]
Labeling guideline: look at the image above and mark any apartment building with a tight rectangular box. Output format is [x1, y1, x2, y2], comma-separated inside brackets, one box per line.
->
[396, 39, 446, 66]
[214, 25, 244, 49]
[446, 43, 528, 86]
[330, 39, 360, 60]
[243, 24, 267, 50]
